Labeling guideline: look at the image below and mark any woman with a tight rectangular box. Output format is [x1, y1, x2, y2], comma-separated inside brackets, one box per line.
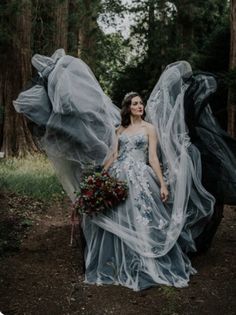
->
[104, 92, 169, 202]
[14, 49, 218, 291]
[81, 91, 200, 291]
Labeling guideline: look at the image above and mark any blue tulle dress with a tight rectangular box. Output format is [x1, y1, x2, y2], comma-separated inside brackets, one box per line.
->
[82, 132, 197, 290]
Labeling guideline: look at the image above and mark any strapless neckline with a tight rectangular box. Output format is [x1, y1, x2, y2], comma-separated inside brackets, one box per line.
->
[119, 132, 148, 139]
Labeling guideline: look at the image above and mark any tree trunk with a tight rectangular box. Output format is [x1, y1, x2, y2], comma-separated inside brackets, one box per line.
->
[147, 0, 155, 59]
[32, 0, 69, 56]
[175, 0, 194, 58]
[1, 0, 38, 157]
[78, 0, 100, 71]
[68, 0, 80, 56]
[51, 0, 69, 53]
[228, 0, 236, 138]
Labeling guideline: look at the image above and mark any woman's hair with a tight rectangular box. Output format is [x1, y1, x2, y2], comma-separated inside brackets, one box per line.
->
[120, 92, 145, 127]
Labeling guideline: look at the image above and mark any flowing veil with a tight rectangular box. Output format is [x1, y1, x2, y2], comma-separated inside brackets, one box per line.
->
[145, 61, 216, 252]
[14, 49, 120, 201]
[183, 71, 236, 205]
[13, 49, 235, 256]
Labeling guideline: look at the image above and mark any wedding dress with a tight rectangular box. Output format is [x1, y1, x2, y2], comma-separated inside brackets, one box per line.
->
[83, 132, 197, 289]
[13, 49, 236, 290]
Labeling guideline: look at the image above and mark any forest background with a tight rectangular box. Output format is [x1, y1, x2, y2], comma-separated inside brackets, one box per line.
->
[0, 0, 236, 158]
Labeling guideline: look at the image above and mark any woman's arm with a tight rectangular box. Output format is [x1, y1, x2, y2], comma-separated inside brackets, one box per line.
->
[148, 125, 169, 202]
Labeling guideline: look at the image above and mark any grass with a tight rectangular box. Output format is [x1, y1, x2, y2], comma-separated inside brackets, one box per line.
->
[160, 286, 177, 298]
[158, 286, 179, 315]
[0, 154, 65, 200]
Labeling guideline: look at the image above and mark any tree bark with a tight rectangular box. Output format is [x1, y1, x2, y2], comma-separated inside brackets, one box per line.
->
[51, 0, 69, 53]
[78, 0, 100, 71]
[1, 0, 38, 157]
[32, 0, 69, 56]
[68, 0, 80, 56]
[228, 0, 236, 138]
[174, 0, 194, 58]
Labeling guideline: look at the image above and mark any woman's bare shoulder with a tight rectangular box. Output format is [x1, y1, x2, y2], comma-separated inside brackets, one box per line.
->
[115, 125, 125, 135]
[142, 121, 155, 132]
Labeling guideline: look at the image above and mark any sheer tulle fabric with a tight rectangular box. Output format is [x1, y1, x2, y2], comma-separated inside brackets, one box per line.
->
[145, 61, 215, 253]
[14, 50, 218, 290]
[83, 133, 197, 290]
[183, 72, 236, 204]
[14, 49, 120, 200]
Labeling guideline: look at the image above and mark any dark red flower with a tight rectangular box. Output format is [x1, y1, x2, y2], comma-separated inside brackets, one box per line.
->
[84, 190, 93, 197]
[75, 169, 128, 216]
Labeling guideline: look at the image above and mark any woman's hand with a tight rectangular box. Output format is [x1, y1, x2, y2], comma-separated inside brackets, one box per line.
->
[160, 184, 169, 203]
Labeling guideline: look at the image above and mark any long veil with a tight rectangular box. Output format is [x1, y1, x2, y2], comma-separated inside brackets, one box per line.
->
[183, 71, 236, 205]
[13, 49, 235, 256]
[14, 49, 120, 201]
[145, 61, 215, 252]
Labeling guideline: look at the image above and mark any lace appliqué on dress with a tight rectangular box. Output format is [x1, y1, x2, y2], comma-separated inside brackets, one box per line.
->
[110, 133, 164, 227]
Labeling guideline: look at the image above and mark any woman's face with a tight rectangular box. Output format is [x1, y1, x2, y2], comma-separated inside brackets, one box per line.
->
[130, 96, 144, 117]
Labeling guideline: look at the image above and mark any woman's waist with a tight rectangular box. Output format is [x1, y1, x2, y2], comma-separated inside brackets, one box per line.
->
[114, 154, 148, 167]
[117, 151, 147, 163]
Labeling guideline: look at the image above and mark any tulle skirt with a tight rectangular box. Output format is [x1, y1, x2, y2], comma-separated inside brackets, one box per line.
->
[82, 154, 197, 291]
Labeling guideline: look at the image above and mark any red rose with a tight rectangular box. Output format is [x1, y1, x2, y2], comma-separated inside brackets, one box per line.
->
[95, 179, 102, 187]
[84, 190, 93, 197]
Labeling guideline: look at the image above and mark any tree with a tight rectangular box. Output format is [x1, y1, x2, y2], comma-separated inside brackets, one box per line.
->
[0, 0, 127, 156]
[68, 0, 80, 55]
[95, 32, 129, 95]
[32, 0, 69, 56]
[77, 0, 101, 71]
[51, 0, 69, 52]
[110, 0, 230, 106]
[0, 0, 71, 157]
[76, 0, 126, 94]
[0, 0, 38, 157]
[228, 0, 236, 138]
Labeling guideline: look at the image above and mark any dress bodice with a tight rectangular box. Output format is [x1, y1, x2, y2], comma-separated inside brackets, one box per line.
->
[117, 133, 149, 164]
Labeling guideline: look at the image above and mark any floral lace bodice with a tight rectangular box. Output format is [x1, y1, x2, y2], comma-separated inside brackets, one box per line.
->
[109, 132, 168, 227]
[117, 133, 149, 164]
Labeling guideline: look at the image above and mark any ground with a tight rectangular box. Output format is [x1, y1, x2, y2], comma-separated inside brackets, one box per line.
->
[0, 192, 235, 315]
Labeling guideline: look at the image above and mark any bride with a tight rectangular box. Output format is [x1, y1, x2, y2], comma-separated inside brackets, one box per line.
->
[103, 92, 169, 199]
[82, 90, 198, 290]
[13, 49, 235, 291]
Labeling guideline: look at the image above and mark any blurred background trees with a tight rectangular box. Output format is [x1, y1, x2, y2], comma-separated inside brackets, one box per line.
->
[0, 0, 235, 156]
[228, 0, 236, 138]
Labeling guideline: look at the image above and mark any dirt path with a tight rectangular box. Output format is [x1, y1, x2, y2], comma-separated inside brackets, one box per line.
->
[0, 194, 235, 315]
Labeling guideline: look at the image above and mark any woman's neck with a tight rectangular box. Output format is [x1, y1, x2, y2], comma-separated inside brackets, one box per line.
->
[130, 116, 143, 126]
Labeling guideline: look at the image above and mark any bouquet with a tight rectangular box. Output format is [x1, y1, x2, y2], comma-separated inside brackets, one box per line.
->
[74, 169, 128, 216]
